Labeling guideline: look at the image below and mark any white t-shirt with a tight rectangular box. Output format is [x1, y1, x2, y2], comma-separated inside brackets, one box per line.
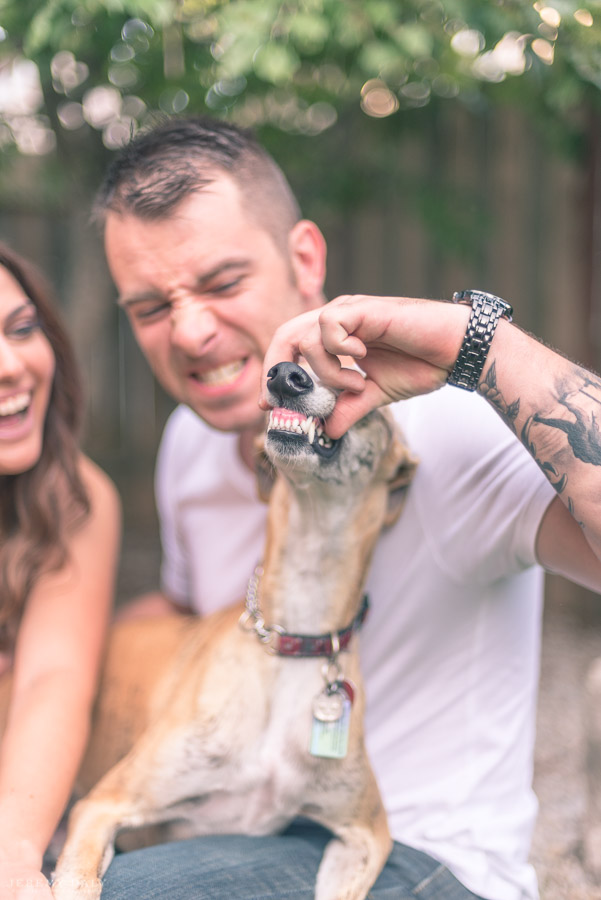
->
[155, 386, 556, 900]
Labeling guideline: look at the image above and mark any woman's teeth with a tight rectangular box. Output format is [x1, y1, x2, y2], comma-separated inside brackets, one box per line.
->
[0, 392, 30, 417]
[198, 361, 245, 386]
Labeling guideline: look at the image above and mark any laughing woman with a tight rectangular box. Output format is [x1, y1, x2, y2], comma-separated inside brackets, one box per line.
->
[0, 243, 120, 899]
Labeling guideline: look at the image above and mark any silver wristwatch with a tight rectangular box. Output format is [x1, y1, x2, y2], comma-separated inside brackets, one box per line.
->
[447, 290, 513, 391]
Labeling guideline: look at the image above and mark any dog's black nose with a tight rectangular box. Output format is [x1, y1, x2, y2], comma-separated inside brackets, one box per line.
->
[267, 362, 313, 402]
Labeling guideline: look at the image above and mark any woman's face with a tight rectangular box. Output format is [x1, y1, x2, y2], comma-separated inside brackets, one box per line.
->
[0, 265, 55, 475]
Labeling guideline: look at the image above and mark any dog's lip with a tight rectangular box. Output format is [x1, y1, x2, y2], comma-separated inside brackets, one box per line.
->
[267, 407, 340, 458]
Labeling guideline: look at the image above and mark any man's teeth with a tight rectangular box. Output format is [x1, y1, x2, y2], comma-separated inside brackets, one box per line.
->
[199, 361, 245, 386]
[0, 392, 30, 417]
[268, 411, 334, 448]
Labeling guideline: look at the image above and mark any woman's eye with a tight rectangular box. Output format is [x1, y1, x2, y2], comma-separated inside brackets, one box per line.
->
[8, 317, 41, 339]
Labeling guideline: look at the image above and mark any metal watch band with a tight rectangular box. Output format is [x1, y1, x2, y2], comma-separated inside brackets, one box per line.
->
[447, 290, 513, 391]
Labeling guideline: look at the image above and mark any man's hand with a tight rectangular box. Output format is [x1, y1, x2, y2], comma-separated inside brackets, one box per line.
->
[260, 294, 467, 438]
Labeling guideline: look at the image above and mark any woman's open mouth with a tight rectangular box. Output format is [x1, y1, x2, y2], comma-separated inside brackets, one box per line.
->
[0, 391, 34, 440]
[0, 391, 31, 425]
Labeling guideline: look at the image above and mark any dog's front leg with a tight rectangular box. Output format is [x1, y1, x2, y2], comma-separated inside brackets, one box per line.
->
[51, 792, 132, 900]
[314, 821, 392, 900]
[313, 778, 392, 900]
[51, 736, 192, 900]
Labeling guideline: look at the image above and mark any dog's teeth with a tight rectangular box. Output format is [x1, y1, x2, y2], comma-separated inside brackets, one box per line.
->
[318, 437, 325, 446]
[308, 419, 316, 444]
[293, 417, 299, 428]
[273, 415, 280, 428]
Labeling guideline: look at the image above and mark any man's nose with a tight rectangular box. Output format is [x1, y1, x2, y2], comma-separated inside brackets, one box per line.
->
[0, 339, 25, 380]
[171, 300, 219, 355]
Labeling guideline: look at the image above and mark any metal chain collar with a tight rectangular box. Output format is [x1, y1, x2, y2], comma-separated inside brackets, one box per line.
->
[238, 564, 369, 659]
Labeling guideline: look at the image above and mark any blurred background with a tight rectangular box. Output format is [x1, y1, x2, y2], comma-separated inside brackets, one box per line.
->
[1, 1, 601, 894]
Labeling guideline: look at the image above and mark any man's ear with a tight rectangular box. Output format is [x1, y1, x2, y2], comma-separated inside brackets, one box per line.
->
[288, 220, 327, 307]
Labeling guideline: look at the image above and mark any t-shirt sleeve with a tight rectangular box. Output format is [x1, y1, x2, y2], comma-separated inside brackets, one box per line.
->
[154, 407, 194, 608]
[402, 387, 557, 585]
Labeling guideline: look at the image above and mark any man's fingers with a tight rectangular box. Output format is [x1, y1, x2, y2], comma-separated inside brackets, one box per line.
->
[316, 305, 368, 359]
[260, 311, 367, 408]
[260, 311, 318, 405]
[324, 383, 388, 439]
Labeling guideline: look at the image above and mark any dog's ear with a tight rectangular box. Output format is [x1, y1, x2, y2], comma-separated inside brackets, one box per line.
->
[384, 437, 418, 528]
[253, 434, 277, 503]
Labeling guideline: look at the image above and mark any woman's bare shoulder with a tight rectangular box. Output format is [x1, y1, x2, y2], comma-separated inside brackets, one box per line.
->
[76, 454, 121, 523]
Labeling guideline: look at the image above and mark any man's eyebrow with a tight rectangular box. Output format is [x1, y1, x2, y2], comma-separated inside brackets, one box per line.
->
[117, 260, 250, 308]
[194, 259, 250, 289]
[117, 290, 163, 309]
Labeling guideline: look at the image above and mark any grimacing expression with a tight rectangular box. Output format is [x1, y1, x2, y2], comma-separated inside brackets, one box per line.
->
[105, 175, 324, 435]
[0, 266, 55, 475]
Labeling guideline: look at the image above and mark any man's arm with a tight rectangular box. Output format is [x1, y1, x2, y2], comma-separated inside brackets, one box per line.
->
[480, 319, 601, 588]
[260, 294, 601, 590]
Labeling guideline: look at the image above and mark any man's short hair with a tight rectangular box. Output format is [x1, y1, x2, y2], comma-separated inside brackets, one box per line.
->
[95, 116, 302, 251]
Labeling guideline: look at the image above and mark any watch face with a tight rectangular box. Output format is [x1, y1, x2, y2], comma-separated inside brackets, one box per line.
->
[453, 290, 513, 321]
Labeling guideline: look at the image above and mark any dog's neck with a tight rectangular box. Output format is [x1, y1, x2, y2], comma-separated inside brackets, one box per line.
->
[258, 475, 387, 636]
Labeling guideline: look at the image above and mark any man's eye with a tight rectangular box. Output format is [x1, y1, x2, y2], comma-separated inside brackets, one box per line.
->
[133, 303, 170, 321]
[211, 278, 242, 295]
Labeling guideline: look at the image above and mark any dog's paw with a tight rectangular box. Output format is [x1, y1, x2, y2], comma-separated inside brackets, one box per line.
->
[51, 874, 102, 900]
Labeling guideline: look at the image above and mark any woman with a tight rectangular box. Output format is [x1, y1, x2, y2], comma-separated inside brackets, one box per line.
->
[0, 243, 120, 899]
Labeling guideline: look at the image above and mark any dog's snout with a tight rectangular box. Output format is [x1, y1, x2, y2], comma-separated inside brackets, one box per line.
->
[267, 362, 314, 402]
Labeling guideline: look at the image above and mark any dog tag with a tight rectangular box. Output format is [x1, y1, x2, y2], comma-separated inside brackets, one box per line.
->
[312, 687, 345, 723]
[337, 680, 355, 704]
[310, 695, 352, 759]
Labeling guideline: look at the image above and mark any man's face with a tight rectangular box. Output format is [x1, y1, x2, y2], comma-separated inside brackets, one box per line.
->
[104, 176, 324, 434]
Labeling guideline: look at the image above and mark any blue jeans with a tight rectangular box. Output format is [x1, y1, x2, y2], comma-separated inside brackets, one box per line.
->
[100, 821, 486, 899]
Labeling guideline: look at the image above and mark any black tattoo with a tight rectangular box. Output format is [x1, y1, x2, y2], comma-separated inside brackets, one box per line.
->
[531, 376, 601, 467]
[479, 362, 520, 432]
[567, 496, 585, 529]
[521, 415, 568, 493]
[482, 365, 601, 499]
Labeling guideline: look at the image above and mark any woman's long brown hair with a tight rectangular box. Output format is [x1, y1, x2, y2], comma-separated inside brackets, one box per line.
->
[0, 242, 90, 648]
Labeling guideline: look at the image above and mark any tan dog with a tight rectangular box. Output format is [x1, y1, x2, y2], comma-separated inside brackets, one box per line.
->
[51, 362, 416, 900]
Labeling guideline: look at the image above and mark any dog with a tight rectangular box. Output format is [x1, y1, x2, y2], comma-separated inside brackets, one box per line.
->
[51, 361, 417, 900]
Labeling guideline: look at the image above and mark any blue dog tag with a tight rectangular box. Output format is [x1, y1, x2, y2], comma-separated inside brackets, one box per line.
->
[310, 695, 351, 759]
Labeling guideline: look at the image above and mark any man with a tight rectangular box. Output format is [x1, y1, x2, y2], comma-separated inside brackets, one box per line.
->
[95, 116, 601, 900]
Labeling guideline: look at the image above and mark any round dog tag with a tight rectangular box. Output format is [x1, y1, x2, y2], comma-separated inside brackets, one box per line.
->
[313, 689, 345, 723]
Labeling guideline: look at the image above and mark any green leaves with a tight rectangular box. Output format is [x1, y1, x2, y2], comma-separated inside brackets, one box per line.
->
[253, 42, 301, 84]
[1, 0, 601, 212]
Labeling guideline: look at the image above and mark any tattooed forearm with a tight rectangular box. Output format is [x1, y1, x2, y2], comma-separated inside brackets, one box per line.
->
[477, 330, 601, 564]
[520, 414, 568, 493]
[531, 375, 601, 467]
[479, 362, 520, 432]
[479, 362, 601, 497]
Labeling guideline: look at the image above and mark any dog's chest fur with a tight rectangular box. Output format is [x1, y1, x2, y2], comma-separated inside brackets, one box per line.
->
[143, 636, 363, 836]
